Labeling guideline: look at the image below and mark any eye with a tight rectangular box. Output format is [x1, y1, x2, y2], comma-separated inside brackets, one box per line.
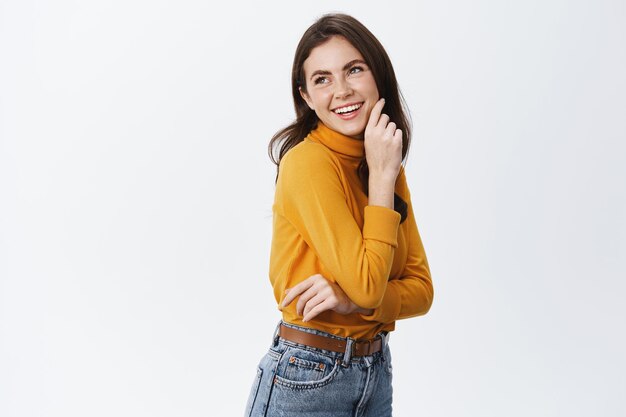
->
[349, 66, 364, 74]
[314, 76, 328, 85]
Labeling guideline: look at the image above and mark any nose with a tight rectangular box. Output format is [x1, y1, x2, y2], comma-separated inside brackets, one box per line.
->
[333, 77, 353, 99]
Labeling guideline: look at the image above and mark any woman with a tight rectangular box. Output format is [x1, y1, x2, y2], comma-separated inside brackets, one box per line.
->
[245, 12, 433, 416]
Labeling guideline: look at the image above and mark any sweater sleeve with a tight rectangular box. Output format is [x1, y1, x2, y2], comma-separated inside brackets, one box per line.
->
[275, 145, 401, 309]
[358, 173, 434, 323]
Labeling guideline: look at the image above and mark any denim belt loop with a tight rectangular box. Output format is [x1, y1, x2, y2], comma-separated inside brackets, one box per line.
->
[341, 337, 355, 367]
[380, 331, 390, 357]
[271, 320, 282, 347]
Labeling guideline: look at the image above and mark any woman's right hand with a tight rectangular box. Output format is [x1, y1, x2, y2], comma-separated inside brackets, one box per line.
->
[281, 274, 374, 322]
[364, 98, 402, 182]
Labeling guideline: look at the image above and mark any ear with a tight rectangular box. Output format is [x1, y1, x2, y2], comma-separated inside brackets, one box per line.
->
[299, 86, 315, 110]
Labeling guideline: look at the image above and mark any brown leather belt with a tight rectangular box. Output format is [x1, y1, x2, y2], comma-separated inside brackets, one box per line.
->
[278, 323, 383, 357]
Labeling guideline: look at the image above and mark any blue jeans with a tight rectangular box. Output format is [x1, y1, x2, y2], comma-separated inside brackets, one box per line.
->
[244, 320, 393, 417]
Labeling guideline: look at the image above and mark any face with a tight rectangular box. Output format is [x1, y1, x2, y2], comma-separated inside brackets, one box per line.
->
[299, 35, 379, 139]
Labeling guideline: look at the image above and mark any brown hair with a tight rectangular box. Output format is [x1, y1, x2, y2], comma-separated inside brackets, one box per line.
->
[268, 13, 412, 223]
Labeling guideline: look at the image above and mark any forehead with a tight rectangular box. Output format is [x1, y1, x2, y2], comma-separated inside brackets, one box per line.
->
[303, 36, 365, 74]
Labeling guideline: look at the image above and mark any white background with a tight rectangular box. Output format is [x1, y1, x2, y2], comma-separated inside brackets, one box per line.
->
[1, 1, 625, 416]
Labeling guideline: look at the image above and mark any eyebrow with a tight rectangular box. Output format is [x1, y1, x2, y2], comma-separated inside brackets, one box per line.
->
[309, 59, 368, 80]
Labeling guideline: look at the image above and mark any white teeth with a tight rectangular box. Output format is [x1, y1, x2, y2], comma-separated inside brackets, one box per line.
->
[334, 103, 362, 114]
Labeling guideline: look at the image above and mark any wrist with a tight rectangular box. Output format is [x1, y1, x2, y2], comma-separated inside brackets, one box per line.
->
[368, 174, 396, 188]
[368, 176, 396, 209]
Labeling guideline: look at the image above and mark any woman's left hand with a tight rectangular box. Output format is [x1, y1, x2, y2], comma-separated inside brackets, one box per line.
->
[281, 274, 373, 322]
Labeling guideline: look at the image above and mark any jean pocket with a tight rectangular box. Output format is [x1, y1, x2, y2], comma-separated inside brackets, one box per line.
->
[244, 367, 263, 416]
[273, 347, 340, 390]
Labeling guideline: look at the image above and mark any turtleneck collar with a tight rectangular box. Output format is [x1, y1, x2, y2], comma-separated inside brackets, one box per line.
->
[306, 121, 365, 159]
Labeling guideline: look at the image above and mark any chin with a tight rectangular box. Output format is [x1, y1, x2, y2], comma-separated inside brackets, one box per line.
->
[340, 125, 365, 139]
[345, 129, 364, 139]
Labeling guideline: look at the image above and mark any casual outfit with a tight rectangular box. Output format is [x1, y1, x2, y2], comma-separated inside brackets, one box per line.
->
[245, 121, 433, 416]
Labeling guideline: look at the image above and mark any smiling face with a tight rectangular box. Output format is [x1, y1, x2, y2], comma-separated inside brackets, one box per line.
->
[299, 35, 379, 139]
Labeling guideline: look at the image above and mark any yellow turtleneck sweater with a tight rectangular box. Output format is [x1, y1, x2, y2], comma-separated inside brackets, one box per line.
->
[269, 121, 433, 339]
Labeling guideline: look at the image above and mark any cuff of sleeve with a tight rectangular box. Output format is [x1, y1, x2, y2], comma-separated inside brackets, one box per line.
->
[363, 205, 401, 248]
[359, 283, 401, 323]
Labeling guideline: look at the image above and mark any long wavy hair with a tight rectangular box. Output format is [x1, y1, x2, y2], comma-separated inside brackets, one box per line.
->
[268, 13, 412, 223]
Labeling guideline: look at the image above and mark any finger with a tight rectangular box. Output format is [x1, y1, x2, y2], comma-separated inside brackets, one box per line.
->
[294, 275, 324, 313]
[366, 98, 386, 132]
[296, 286, 320, 316]
[302, 292, 328, 318]
[377, 113, 390, 128]
[303, 298, 335, 322]
[282, 277, 315, 307]
[282, 285, 305, 308]
[393, 128, 403, 143]
[385, 121, 396, 134]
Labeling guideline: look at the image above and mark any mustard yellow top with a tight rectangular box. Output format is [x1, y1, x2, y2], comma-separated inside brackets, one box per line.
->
[269, 121, 434, 339]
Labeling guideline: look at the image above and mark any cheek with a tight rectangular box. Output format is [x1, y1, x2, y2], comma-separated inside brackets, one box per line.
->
[363, 104, 374, 122]
[362, 76, 379, 98]
[311, 91, 333, 110]
[367, 84, 379, 99]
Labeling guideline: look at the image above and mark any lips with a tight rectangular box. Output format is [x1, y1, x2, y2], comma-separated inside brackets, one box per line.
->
[333, 103, 364, 121]
[332, 102, 364, 114]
